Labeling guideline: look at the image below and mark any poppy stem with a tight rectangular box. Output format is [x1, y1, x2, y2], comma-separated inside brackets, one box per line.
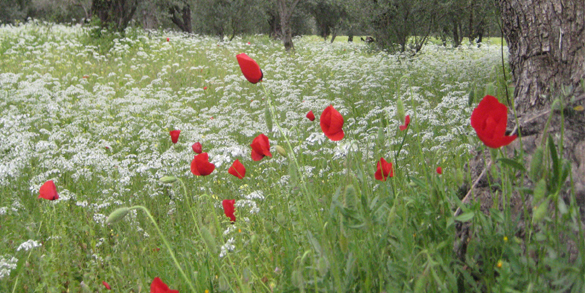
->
[11, 220, 44, 293]
[174, 182, 240, 291]
[394, 127, 409, 162]
[129, 205, 196, 292]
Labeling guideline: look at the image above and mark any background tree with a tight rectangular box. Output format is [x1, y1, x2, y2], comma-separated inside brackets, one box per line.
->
[0, 0, 30, 24]
[91, 0, 139, 32]
[367, 0, 439, 53]
[437, 0, 494, 47]
[305, 0, 346, 42]
[276, 0, 302, 51]
[192, 0, 267, 41]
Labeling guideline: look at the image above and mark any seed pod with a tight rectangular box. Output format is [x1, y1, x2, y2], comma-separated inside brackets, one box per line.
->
[160, 176, 177, 184]
[106, 207, 130, 224]
[275, 145, 287, 157]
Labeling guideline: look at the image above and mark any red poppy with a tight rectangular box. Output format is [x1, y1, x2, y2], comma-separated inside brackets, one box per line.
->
[374, 158, 393, 181]
[222, 199, 236, 222]
[228, 159, 246, 179]
[250, 134, 272, 161]
[103, 281, 111, 290]
[436, 167, 442, 175]
[166, 37, 169, 42]
[236, 53, 263, 84]
[306, 110, 315, 121]
[203, 86, 207, 90]
[192, 142, 202, 154]
[470, 95, 517, 148]
[247, 42, 251, 45]
[150, 277, 178, 293]
[399, 115, 410, 131]
[39, 180, 59, 200]
[169, 130, 180, 144]
[320, 105, 344, 141]
[190, 153, 215, 176]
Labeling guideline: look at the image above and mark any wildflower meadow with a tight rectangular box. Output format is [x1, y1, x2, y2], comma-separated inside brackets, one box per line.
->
[1, 22, 583, 292]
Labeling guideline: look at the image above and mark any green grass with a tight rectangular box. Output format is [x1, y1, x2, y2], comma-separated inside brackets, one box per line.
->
[0, 22, 582, 292]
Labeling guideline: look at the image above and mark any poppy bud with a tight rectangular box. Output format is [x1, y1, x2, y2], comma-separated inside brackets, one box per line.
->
[396, 97, 405, 123]
[291, 270, 304, 289]
[160, 176, 177, 184]
[317, 257, 329, 277]
[344, 184, 357, 210]
[533, 179, 546, 203]
[532, 199, 548, 223]
[265, 106, 273, 133]
[276, 212, 286, 226]
[275, 145, 287, 157]
[192, 142, 203, 154]
[106, 207, 130, 224]
[200, 226, 217, 255]
[529, 146, 544, 182]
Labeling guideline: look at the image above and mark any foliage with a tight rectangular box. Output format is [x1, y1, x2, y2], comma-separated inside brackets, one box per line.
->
[192, 0, 268, 41]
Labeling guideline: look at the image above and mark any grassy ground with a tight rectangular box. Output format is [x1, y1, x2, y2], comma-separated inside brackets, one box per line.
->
[0, 22, 582, 292]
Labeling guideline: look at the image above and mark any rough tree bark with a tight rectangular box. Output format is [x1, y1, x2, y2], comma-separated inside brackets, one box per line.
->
[454, 0, 584, 280]
[497, 0, 585, 210]
[276, 0, 301, 51]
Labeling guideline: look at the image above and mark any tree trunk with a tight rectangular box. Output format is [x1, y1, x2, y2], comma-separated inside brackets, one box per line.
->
[330, 28, 337, 43]
[91, 0, 138, 32]
[276, 0, 301, 51]
[169, 4, 192, 33]
[454, 0, 585, 274]
[496, 0, 585, 212]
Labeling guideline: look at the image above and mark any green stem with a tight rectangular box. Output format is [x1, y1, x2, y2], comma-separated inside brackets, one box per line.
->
[130, 205, 196, 292]
[260, 83, 322, 221]
[12, 219, 44, 293]
[175, 180, 242, 292]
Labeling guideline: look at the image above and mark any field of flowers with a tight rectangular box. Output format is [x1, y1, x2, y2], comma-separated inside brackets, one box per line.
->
[2, 22, 581, 292]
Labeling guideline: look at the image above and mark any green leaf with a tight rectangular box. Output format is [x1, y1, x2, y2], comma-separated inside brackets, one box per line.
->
[558, 198, 568, 215]
[409, 176, 427, 189]
[490, 208, 504, 223]
[497, 158, 526, 172]
[547, 135, 560, 189]
[467, 89, 475, 107]
[455, 211, 475, 223]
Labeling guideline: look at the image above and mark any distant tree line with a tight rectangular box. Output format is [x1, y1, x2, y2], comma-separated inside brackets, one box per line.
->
[0, 0, 499, 52]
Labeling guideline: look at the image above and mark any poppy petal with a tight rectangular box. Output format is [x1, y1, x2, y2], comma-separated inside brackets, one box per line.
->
[222, 199, 236, 222]
[39, 180, 59, 200]
[228, 159, 246, 179]
[471, 95, 517, 148]
[236, 53, 263, 84]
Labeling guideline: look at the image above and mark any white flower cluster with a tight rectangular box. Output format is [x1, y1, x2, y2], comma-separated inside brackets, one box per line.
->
[219, 237, 235, 258]
[0, 22, 504, 239]
[16, 239, 42, 252]
[0, 255, 18, 280]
